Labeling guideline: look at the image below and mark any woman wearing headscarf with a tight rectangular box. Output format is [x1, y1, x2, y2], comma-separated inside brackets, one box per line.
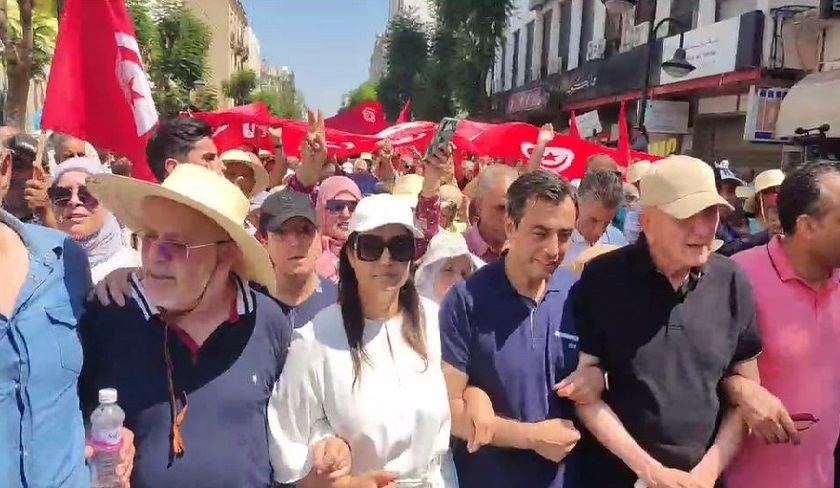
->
[268, 194, 458, 487]
[415, 232, 484, 303]
[313, 175, 362, 282]
[48, 157, 140, 282]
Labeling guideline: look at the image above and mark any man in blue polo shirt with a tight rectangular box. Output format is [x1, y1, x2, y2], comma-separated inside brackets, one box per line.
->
[79, 165, 348, 488]
[440, 170, 589, 488]
[258, 188, 337, 327]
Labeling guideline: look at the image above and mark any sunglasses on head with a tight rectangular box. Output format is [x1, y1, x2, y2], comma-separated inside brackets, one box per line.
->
[325, 199, 358, 214]
[355, 233, 415, 262]
[48, 185, 99, 208]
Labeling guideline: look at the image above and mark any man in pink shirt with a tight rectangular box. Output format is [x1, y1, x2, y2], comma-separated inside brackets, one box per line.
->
[727, 161, 840, 488]
[464, 165, 519, 262]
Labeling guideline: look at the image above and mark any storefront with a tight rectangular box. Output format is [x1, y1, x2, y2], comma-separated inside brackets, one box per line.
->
[656, 10, 781, 170]
[499, 80, 563, 126]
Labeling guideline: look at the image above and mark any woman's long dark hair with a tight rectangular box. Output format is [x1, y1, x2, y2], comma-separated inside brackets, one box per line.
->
[337, 232, 428, 389]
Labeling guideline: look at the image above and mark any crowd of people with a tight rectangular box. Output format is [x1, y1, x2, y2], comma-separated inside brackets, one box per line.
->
[1, 112, 838, 488]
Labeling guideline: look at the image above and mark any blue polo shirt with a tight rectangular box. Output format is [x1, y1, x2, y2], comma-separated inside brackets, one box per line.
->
[78, 273, 292, 488]
[0, 210, 92, 488]
[439, 255, 579, 488]
[271, 276, 337, 329]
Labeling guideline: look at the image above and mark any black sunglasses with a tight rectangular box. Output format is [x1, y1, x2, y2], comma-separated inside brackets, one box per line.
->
[48, 185, 99, 208]
[355, 234, 415, 262]
[325, 199, 358, 214]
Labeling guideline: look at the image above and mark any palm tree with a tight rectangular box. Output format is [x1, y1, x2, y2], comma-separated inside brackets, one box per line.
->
[222, 68, 258, 106]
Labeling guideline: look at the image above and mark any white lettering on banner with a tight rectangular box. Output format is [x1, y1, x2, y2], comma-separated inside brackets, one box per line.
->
[521, 142, 575, 173]
[242, 123, 255, 138]
[213, 124, 229, 137]
[115, 33, 157, 136]
[327, 141, 355, 151]
[391, 132, 429, 146]
[362, 108, 376, 123]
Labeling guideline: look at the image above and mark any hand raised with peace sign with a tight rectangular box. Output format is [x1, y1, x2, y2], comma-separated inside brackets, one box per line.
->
[297, 109, 328, 187]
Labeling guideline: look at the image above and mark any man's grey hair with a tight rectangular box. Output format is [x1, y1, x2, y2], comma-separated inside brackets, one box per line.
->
[576, 170, 624, 209]
[475, 164, 519, 200]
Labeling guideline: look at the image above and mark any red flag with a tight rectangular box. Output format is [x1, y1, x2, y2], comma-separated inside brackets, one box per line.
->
[193, 102, 275, 153]
[277, 120, 381, 159]
[376, 121, 436, 156]
[617, 100, 630, 167]
[396, 100, 412, 124]
[569, 110, 581, 139]
[325, 100, 387, 135]
[42, 0, 158, 182]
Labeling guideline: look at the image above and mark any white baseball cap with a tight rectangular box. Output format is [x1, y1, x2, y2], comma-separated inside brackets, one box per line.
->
[348, 193, 423, 238]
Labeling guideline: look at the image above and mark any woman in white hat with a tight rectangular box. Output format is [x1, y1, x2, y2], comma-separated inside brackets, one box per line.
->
[268, 193, 458, 487]
[415, 231, 484, 303]
[48, 157, 140, 283]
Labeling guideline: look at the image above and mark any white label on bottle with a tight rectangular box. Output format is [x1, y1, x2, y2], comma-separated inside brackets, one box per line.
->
[92, 428, 122, 448]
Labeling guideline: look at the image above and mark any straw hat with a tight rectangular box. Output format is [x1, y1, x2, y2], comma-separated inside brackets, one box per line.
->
[439, 184, 464, 205]
[565, 244, 619, 274]
[743, 169, 785, 213]
[626, 160, 652, 184]
[392, 174, 424, 208]
[87, 164, 275, 293]
[220, 149, 270, 197]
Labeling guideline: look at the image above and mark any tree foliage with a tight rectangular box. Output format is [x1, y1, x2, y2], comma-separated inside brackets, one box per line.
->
[250, 81, 305, 119]
[222, 68, 258, 106]
[341, 80, 378, 111]
[429, 0, 514, 116]
[377, 12, 429, 121]
[126, 0, 212, 118]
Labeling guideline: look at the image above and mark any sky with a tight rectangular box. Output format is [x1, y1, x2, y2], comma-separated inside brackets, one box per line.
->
[241, 0, 390, 116]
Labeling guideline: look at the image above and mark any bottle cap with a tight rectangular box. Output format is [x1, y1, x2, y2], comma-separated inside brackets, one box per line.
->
[98, 388, 118, 404]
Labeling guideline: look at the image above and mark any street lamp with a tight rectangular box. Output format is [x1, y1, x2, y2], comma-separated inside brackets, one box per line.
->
[637, 16, 696, 127]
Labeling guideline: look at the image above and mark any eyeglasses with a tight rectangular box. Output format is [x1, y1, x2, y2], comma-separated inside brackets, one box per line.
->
[355, 234, 415, 262]
[325, 199, 358, 214]
[48, 185, 99, 208]
[60, 151, 87, 161]
[791, 412, 819, 432]
[139, 232, 231, 261]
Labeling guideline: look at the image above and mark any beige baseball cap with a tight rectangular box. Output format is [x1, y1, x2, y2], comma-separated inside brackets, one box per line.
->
[626, 160, 652, 184]
[640, 155, 732, 219]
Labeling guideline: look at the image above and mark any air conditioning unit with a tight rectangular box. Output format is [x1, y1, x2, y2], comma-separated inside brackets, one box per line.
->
[548, 57, 562, 74]
[586, 39, 606, 61]
[531, 66, 541, 81]
[633, 22, 650, 47]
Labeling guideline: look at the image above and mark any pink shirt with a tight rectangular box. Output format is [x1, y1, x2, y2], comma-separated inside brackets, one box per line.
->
[464, 225, 502, 263]
[727, 236, 840, 488]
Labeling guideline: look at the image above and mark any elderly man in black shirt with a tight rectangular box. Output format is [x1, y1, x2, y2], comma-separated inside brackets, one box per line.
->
[568, 156, 762, 488]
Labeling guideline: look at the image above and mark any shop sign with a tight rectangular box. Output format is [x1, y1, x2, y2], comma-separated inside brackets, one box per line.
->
[644, 100, 690, 134]
[507, 87, 547, 114]
[559, 43, 651, 102]
[821, 0, 840, 18]
[660, 16, 741, 85]
[743, 85, 789, 142]
[648, 135, 680, 156]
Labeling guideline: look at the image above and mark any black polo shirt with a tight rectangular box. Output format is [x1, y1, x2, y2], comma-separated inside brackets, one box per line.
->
[572, 236, 761, 488]
[79, 274, 292, 488]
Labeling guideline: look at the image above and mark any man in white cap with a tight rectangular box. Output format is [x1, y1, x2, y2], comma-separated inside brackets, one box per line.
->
[79, 165, 349, 488]
[569, 156, 761, 488]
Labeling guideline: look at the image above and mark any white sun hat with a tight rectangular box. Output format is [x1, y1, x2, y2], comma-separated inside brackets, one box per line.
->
[220, 149, 270, 197]
[415, 231, 485, 296]
[348, 193, 423, 238]
[743, 169, 785, 214]
[87, 164, 275, 293]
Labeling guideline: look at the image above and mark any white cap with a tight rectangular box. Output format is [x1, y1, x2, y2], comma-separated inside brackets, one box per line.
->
[342, 161, 354, 174]
[99, 388, 118, 404]
[348, 193, 423, 238]
[417, 232, 484, 276]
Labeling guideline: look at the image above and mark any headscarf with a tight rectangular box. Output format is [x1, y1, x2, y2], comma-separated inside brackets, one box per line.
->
[51, 157, 125, 269]
[415, 231, 484, 302]
[314, 176, 362, 282]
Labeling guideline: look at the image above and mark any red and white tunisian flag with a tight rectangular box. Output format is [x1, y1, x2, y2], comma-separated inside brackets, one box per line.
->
[376, 121, 437, 156]
[42, 0, 158, 182]
[324, 101, 387, 135]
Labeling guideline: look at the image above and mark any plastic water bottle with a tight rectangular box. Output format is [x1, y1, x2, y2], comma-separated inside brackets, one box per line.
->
[90, 388, 125, 488]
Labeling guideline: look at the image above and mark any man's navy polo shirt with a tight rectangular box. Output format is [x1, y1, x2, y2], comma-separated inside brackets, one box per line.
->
[79, 273, 292, 488]
[439, 255, 580, 488]
[272, 275, 337, 329]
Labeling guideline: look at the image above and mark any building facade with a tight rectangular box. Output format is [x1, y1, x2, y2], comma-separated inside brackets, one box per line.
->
[492, 0, 821, 171]
[183, 0, 251, 107]
[369, 33, 388, 80]
[261, 65, 295, 90]
[388, 0, 435, 24]
[246, 26, 262, 77]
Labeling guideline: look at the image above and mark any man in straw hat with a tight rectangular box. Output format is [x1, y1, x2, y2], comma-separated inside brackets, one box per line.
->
[220, 149, 270, 197]
[568, 155, 761, 488]
[717, 169, 785, 257]
[78, 165, 349, 488]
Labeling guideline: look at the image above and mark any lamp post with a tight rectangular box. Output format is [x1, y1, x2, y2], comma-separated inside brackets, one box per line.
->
[637, 16, 695, 127]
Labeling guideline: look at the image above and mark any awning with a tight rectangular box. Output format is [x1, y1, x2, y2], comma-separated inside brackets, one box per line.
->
[776, 69, 840, 138]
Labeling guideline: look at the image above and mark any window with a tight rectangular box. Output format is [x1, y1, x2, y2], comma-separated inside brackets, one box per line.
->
[525, 21, 535, 83]
[541, 10, 553, 78]
[579, 0, 595, 66]
[500, 41, 507, 89]
[635, 0, 656, 25]
[669, 0, 697, 35]
[604, 11, 622, 57]
[558, 0, 572, 71]
[512, 30, 521, 87]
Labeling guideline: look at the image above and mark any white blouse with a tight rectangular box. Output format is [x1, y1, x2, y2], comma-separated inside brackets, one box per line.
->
[268, 299, 457, 487]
